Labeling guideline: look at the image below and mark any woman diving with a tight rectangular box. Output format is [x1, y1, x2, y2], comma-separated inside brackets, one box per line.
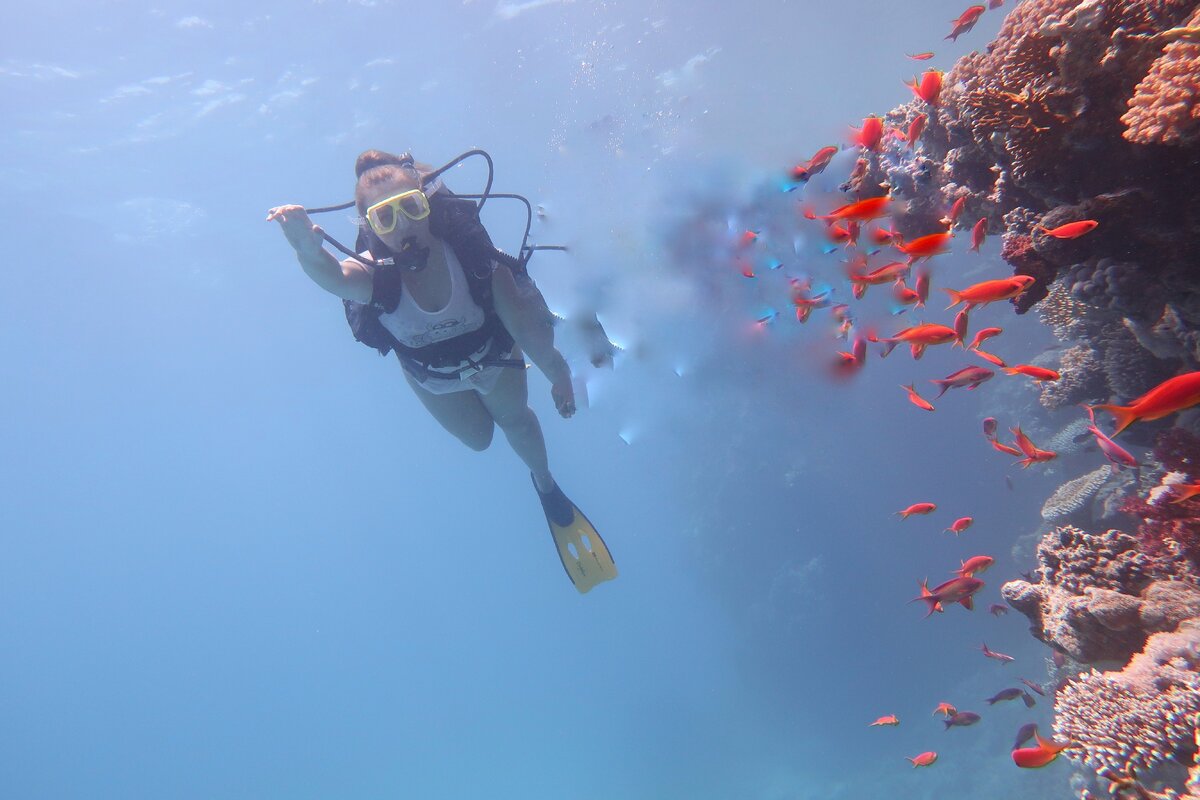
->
[267, 150, 616, 592]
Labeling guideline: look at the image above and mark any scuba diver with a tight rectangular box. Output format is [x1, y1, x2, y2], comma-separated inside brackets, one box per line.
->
[267, 149, 616, 593]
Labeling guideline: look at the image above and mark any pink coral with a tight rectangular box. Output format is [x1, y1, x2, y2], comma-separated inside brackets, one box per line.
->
[1123, 6, 1200, 145]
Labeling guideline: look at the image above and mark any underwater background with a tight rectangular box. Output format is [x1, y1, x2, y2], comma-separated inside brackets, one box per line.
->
[4, 1, 1198, 798]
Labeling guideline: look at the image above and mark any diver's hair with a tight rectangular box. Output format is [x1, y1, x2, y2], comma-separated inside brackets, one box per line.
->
[353, 149, 440, 215]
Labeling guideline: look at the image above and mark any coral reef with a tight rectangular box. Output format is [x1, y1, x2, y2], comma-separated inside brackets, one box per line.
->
[1042, 465, 1115, 524]
[1054, 620, 1200, 787]
[853, 0, 1200, 412]
[1002, 526, 1199, 663]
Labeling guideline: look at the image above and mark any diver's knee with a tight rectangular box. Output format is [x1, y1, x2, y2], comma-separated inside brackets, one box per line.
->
[459, 423, 495, 452]
[493, 405, 537, 433]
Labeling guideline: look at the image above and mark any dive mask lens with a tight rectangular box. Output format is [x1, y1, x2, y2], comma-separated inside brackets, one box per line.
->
[366, 189, 431, 235]
[367, 201, 397, 235]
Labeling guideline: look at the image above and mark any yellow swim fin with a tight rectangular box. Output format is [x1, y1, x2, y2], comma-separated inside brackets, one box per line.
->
[533, 476, 617, 593]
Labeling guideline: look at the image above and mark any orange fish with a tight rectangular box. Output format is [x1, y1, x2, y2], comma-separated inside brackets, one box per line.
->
[941, 196, 966, 228]
[945, 516, 974, 535]
[850, 260, 909, 288]
[817, 195, 892, 224]
[906, 113, 927, 150]
[1012, 732, 1072, 768]
[872, 226, 900, 245]
[991, 439, 1023, 457]
[969, 218, 987, 251]
[1036, 220, 1098, 239]
[870, 715, 900, 727]
[903, 383, 936, 412]
[897, 501, 937, 518]
[1170, 481, 1200, 503]
[907, 51, 935, 60]
[972, 348, 1007, 368]
[851, 115, 884, 150]
[893, 280, 922, 307]
[1011, 426, 1057, 468]
[791, 145, 840, 181]
[1091, 371, 1200, 435]
[907, 69, 944, 105]
[946, 4, 986, 41]
[1003, 364, 1060, 382]
[953, 308, 970, 347]
[908, 751, 938, 768]
[966, 326, 1002, 350]
[914, 268, 931, 306]
[943, 276, 1036, 310]
[914, 576, 984, 617]
[957, 555, 994, 576]
[896, 231, 953, 262]
[932, 702, 957, 717]
[872, 323, 957, 359]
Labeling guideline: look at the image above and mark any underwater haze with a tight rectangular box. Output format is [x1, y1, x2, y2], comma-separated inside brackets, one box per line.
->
[3, 2, 1074, 798]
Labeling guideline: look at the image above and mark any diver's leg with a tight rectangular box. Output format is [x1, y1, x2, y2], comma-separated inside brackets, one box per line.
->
[477, 349, 554, 491]
[490, 264, 575, 417]
[403, 368, 495, 452]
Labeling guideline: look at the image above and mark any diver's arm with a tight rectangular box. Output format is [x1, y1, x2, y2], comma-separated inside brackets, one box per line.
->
[491, 263, 575, 417]
[267, 204, 372, 303]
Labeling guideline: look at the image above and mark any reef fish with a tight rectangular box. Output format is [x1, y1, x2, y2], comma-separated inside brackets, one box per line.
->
[969, 218, 987, 251]
[1011, 426, 1057, 468]
[931, 366, 993, 397]
[1012, 733, 1072, 768]
[1091, 371, 1200, 435]
[907, 69, 944, 105]
[943, 276, 1037, 310]
[902, 383, 936, 412]
[851, 116, 884, 150]
[946, 5, 986, 41]
[1171, 481, 1200, 503]
[1020, 678, 1046, 696]
[972, 348, 1007, 368]
[870, 323, 958, 359]
[981, 642, 1014, 663]
[1002, 364, 1060, 382]
[957, 556, 994, 577]
[907, 51, 935, 60]
[944, 711, 981, 729]
[945, 516, 974, 535]
[905, 113, 927, 150]
[908, 751, 938, 767]
[897, 231, 953, 262]
[1082, 405, 1138, 469]
[792, 145, 839, 181]
[1037, 220, 1098, 239]
[989, 603, 1009, 616]
[897, 502, 937, 518]
[967, 327, 1003, 350]
[1013, 723, 1038, 750]
[914, 576, 985, 617]
[812, 195, 892, 224]
[933, 702, 957, 717]
[941, 196, 966, 227]
[987, 688, 1022, 704]
[870, 715, 900, 726]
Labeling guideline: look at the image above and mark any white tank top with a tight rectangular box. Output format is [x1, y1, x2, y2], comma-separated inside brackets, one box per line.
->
[377, 241, 486, 349]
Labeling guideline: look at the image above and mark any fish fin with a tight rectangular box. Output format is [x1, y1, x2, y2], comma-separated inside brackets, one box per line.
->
[1092, 403, 1138, 435]
[960, 595, 974, 610]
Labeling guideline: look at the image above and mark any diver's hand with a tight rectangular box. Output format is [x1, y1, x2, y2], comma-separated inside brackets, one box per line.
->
[266, 204, 325, 256]
[551, 375, 576, 419]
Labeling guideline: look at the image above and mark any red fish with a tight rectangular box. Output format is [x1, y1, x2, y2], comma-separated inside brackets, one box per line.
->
[991, 439, 1023, 457]
[897, 231, 953, 262]
[957, 555, 994, 576]
[1003, 364, 1060, 382]
[915, 268, 931, 306]
[946, 516, 974, 535]
[897, 502, 937, 518]
[932, 702, 957, 717]
[816, 195, 892, 224]
[1012, 732, 1071, 768]
[903, 383, 936, 412]
[943, 276, 1036, 310]
[849, 260, 909, 286]
[931, 366, 993, 397]
[913, 576, 984, 617]
[1171, 481, 1200, 503]
[967, 327, 1002, 350]
[872, 226, 900, 245]
[870, 715, 900, 726]
[953, 308, 970, 346]
[972, 348, 1007, 368]
[1021, 678, 1046, 696]
[851, 116, 884, 150]
[1091, 371, 1200, 435]
[1080, 405, 1139, 469]
[981, 642, 1015, 663]
[1011, 426, 1057, 468]
[907, 51, 936, 60]
[908, 751, 938, 768]
[893, 280, 922, 307]
[1037, 220, 1098, 239]
[906, 113, 927, 150]
[907, 69, 944, 105]
[946, 5, 986, 41]
[791, 145, 839, 181]
[982, 417, 998, 439]
[941, 196, 966, 228]
[970, 218, 987, 251]
[870, 323, 957, 359]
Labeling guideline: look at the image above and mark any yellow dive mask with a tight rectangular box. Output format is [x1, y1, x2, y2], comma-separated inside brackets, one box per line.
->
[365, 188, 431, 235]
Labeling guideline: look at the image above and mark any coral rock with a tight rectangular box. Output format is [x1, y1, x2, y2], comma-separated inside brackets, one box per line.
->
[1123, 6, 1200, 145]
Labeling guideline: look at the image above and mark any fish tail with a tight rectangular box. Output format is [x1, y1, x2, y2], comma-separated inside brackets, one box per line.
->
[932, 380, 949, 399]
[1001, 367, 1018, 375]
[1092, 403, 1138, 435]
[941, 288, 963, 309]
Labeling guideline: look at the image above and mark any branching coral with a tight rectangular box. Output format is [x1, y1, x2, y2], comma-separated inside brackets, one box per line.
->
[1123, 6, 1200, 145]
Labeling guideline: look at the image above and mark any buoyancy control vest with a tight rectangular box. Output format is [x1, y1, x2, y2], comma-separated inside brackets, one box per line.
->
[343, 191, 526, 376]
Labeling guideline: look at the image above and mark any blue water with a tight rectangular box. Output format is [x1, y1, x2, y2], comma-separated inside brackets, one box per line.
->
[3, 2, 1076, 797]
